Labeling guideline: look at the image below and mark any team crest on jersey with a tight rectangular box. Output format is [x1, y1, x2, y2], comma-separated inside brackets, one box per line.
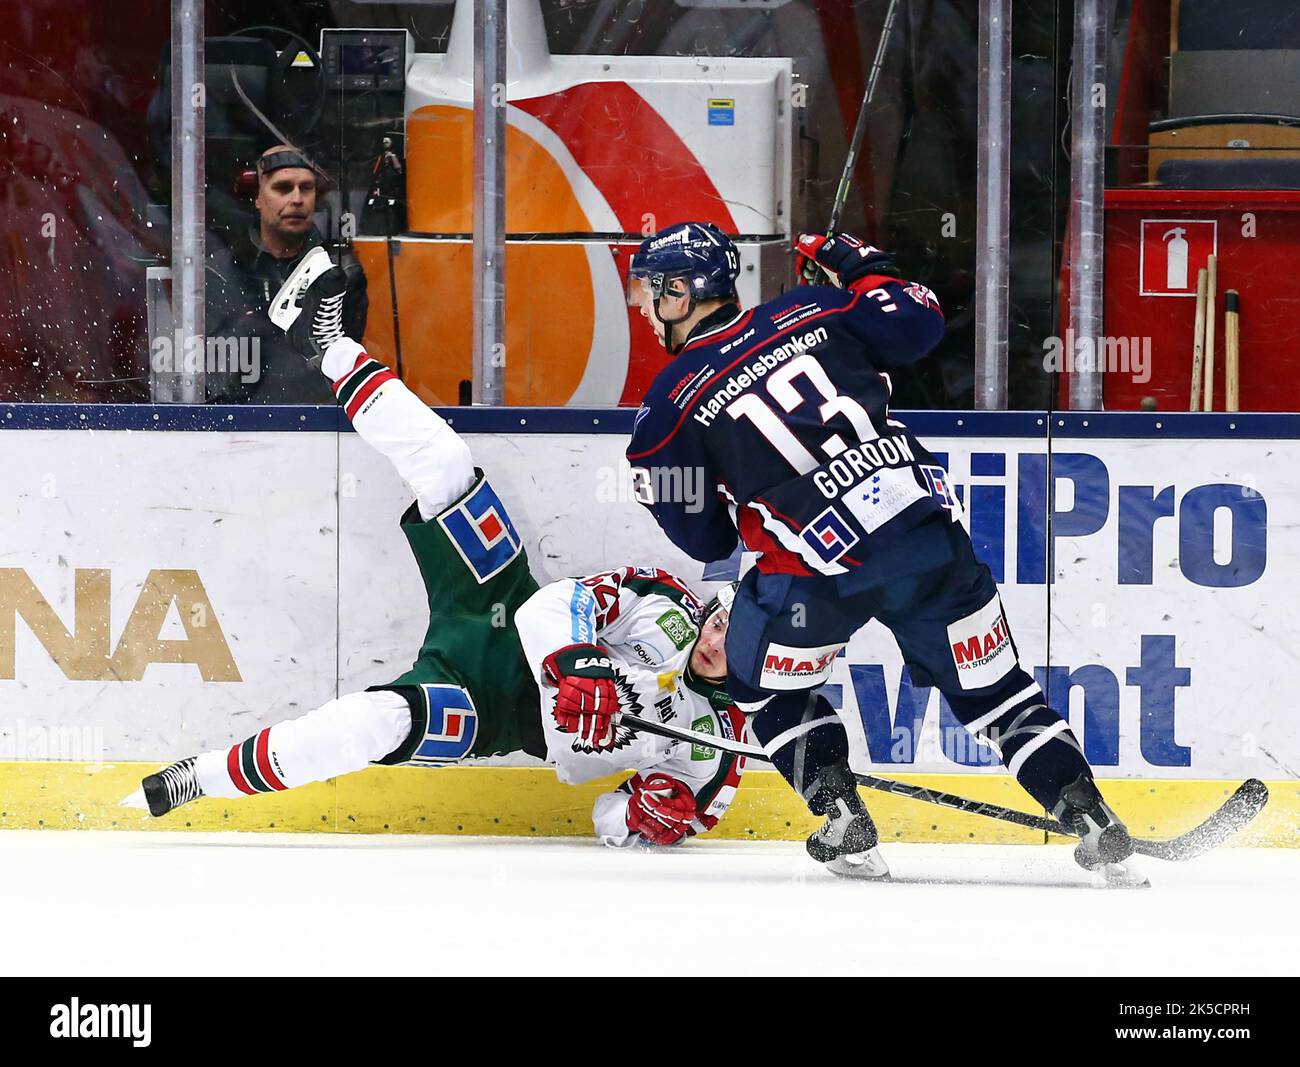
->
[408, 685, 479, 764]
[438, 477, 523, 584]
[801, 507, 860, 564]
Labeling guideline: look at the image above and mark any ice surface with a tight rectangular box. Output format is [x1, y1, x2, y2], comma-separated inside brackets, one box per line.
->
[3, 831, 1296, 977]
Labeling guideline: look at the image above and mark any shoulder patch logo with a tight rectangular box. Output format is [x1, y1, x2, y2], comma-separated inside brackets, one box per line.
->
[656, 609, 695, 652]
[904, 281, 941, 312]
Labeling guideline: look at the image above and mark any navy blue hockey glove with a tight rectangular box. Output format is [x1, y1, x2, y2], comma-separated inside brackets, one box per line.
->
[795, 232, 898, 288]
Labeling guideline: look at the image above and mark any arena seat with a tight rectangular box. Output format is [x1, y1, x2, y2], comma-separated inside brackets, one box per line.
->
[1148, 114, 1300, 182]
[1153, 3, 1300, 186]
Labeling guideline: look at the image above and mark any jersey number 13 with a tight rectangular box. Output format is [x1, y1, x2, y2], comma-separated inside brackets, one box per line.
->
[728, 354, 878, 474]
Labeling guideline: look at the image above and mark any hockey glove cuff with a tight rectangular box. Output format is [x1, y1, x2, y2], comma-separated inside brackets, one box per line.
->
[795, 232, 898, 288]
[626, 773, 698, 846]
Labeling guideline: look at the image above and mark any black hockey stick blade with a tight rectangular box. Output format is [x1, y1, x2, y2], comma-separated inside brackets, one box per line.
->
[620, 713, 1269, 860]
[1128, 778, 1270, 861]
[853, 774, 1271, 861]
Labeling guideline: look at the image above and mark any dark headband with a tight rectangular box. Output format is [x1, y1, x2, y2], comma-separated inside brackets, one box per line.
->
[257, 150, 322, 180]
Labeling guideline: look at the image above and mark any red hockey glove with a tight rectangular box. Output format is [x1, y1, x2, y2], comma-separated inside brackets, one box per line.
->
[626, 773, 698, 846]
[542, 643, 622, 750]
[795, 232, 898, 288]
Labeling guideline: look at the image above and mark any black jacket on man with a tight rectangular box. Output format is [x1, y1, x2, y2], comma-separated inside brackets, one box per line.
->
[205, 224, 368, 403]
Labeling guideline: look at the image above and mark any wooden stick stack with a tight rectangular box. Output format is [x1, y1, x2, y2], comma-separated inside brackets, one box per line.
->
[1190, 255, 1240, 412]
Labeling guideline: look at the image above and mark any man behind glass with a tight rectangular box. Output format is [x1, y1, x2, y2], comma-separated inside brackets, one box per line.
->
[205, 145, 368, 403]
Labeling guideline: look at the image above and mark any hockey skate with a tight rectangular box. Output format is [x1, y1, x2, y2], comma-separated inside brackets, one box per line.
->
[804, 762, 891, 880]
[268, 245, 348, 365]
[1053, 774, 1148, 888]
[138, 757, 204, 818]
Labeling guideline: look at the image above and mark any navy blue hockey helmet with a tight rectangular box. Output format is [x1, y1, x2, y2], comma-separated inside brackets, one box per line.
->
[628, 222, 741, 353]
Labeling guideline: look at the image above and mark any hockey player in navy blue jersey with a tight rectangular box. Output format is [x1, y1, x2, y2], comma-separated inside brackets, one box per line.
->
[556, 221, 1137, 880]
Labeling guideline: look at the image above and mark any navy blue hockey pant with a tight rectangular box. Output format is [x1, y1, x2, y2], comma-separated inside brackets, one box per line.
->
[725, 518, 1093, 814]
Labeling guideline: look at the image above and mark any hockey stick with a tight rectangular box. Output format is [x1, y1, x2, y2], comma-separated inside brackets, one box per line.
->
[828, 0, 900, 235]
[620, 712, 1069, 834]
[619, 712, 1269, 861]
[384, 195, 404, 381]
[803, 0, 902, 284]
[849, 774, 1270, 862]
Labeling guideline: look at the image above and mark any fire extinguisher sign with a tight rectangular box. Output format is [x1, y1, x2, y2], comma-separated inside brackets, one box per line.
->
[1139, 219, 1217, 297]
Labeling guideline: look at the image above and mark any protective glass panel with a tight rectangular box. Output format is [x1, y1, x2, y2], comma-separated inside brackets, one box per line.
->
[0, 2, 169, 401]
[1046, 1, 1289, 829]
[1086, 0, 1300, 413]
[0, 0, 998, 409]
[319, 0, 988, 408]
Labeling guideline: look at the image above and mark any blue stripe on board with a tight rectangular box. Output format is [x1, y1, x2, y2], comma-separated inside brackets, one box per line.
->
[0, 404, 343, 431]
[2, 404, 1299, 439]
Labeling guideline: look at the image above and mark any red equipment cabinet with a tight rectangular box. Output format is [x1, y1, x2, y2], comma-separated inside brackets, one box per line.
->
[1095, 188, 1300, 412]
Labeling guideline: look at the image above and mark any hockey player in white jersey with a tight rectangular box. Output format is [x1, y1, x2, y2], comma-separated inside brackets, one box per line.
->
[517, 569, 745, 845]
[132, 247, 743, 848]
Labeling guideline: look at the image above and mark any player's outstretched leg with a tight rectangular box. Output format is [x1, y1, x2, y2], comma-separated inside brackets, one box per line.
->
[878, 529, 1135, 872]
[270, 246, 475, 519]
[942, 671, 1134, 869]
[137, 691, 412, 817]
[744, 692, 889, 880]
